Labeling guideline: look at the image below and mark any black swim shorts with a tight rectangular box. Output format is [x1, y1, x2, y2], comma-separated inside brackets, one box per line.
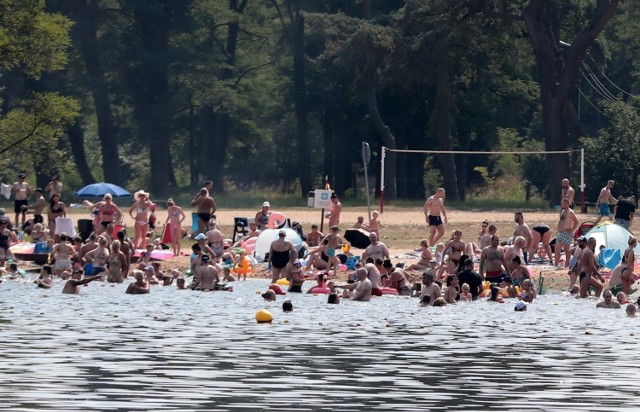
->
[428, 215, 443, 227]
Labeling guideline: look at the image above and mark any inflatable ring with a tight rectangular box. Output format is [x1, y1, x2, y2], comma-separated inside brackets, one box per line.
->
[310, 287, 331, 294]
[268, 212, 286, 229]
[381, 287, 398, 295]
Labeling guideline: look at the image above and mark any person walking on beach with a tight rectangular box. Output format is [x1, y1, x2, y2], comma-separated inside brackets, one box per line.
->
[555, 198, 580, 268]
[423, 188, 447, 246]
[325, 193, 342, 227]
[12, 173, 32, 227]
[595, 180, 616, 224]
[561, 178, 575, 209]
[513, 212, 532, 262]
[191, 188, 216, 236]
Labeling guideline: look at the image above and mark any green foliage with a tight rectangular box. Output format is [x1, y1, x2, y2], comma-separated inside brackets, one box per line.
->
[582, 100, 640, 200]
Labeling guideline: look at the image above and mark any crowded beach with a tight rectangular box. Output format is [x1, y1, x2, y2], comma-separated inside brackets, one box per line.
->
[2, 175, 639, 317]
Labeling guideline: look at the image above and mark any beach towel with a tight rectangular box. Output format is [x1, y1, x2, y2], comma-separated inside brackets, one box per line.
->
[0, 183, 11, 199]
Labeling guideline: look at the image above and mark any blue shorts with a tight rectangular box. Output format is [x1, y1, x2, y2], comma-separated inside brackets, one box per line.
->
[327, 248, 336, 257]
[599, 204, 610, 216]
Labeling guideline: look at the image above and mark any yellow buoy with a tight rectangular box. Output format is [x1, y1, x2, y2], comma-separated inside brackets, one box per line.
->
[276, 278, 289, 286]
[256, 309, 273, 323]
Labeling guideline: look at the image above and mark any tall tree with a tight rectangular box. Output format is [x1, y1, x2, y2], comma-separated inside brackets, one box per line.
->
[522, 0, 619, 205]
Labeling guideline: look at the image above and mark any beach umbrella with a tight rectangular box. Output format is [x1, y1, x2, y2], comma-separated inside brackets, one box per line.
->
[583, 222, 640, 256]
[74, 182, 131, 198]
[253, 228, 304, 262]
[344, 228, 371, 249]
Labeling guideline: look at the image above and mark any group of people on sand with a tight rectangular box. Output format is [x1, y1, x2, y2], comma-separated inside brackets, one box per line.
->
[1, 175, 638, 317]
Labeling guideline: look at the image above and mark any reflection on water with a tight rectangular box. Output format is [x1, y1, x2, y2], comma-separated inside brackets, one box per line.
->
[0, 278, 638, 411]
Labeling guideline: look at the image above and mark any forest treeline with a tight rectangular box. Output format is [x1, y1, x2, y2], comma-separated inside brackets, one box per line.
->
[1, 0, 638, 205]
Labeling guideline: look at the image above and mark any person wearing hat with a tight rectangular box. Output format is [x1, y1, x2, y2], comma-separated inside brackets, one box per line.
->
[96, 194, 123, 236]
[195, 254, 219, 290]
[514, 300, 528, 312]
[45, 175, 63, 199]
[129, 190, 153, 249]
[255, 201, 271, 230]
[62, 269, 103, 294]
[194, 232, 216, 259]
[190, 188, 216, 236]
[11, 173, 32, 227]
[268, 229, 296, 283]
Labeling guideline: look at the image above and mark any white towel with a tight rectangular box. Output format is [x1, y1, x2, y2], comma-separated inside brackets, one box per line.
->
[55, 217, 76, 237]
[0, 183, 11, 199]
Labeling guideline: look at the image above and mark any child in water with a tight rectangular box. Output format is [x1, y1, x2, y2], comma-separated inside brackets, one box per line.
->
[459, 283, 472, 302]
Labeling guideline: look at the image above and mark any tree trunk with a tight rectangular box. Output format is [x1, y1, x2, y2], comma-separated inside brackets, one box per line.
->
[430, 42, 459, 200]
[522, 0, 619, 206]
[292, 2, 312, 196]
[322, 105, 334, 190]
[67, 121, 96, 185]
[366, 80, 397, 201]
[131, 4, 172, 198]
[72, 0, 122, 185]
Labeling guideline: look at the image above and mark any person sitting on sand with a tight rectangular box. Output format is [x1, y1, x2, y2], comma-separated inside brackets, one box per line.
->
[353, 216, 368, 230]
[305, 224, 324, 247]
[404, 239, 433, 272]
[362, 232, 390, 263]
[62, 269, 103, 294]
[596, 289, 621, 309]
[126, 270, 150, 294]
[305, 239, 330, 271]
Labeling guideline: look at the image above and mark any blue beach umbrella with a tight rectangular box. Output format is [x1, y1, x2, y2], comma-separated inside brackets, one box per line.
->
[74, 182, 131, 198]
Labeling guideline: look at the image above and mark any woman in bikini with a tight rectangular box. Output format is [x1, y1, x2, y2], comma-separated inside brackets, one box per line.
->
[129, 190, 153, 249]
[165, 198, 186, 256]
[84, 236, 110, 276]
[48, 194, 66, 240]
[106, 240, 127, 283]
[51, 233, 74, 276]
[529, 223, 552, 262]
[404, 239, 433, 272]
[443, 230, 465, 276]
[97, 194, 122, 236]
[620, 236, 638, 295]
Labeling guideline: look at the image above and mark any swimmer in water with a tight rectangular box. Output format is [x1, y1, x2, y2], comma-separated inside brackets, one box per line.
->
[126, 270, 150, 294]
[62, 269, 103, 294]
[596, 289, 621, 309]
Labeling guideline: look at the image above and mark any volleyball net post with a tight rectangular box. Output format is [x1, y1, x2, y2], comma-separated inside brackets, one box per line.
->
[379, 147, 584, 212]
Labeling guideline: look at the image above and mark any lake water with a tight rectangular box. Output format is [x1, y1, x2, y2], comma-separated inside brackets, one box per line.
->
[0, 278, 638, 411]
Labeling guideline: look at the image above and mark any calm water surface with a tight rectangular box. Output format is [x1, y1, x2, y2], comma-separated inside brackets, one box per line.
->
[0, 278, 639, 411]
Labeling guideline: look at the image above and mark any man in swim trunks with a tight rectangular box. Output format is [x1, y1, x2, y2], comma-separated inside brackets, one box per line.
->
[320, 225, 345, 277]
[423, 188, 448, 246]
[190, 188, 216, 235]
[513, 212, 532, 262]
[26, 188, 46, 227]
[595, 180, 616, 224]
[555, 198, 580, 268]
[579, 237, 605, 298]
[12, 173, 32, 227]
[362, 232, 390, 263]
[596, 289, 621, 309]
[561, 178, 575, 209]
[479, 235, 508, 283]
[269, 229, 296, 283]
[614, 195, 635, 229]
[62, 269, 103, 294]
